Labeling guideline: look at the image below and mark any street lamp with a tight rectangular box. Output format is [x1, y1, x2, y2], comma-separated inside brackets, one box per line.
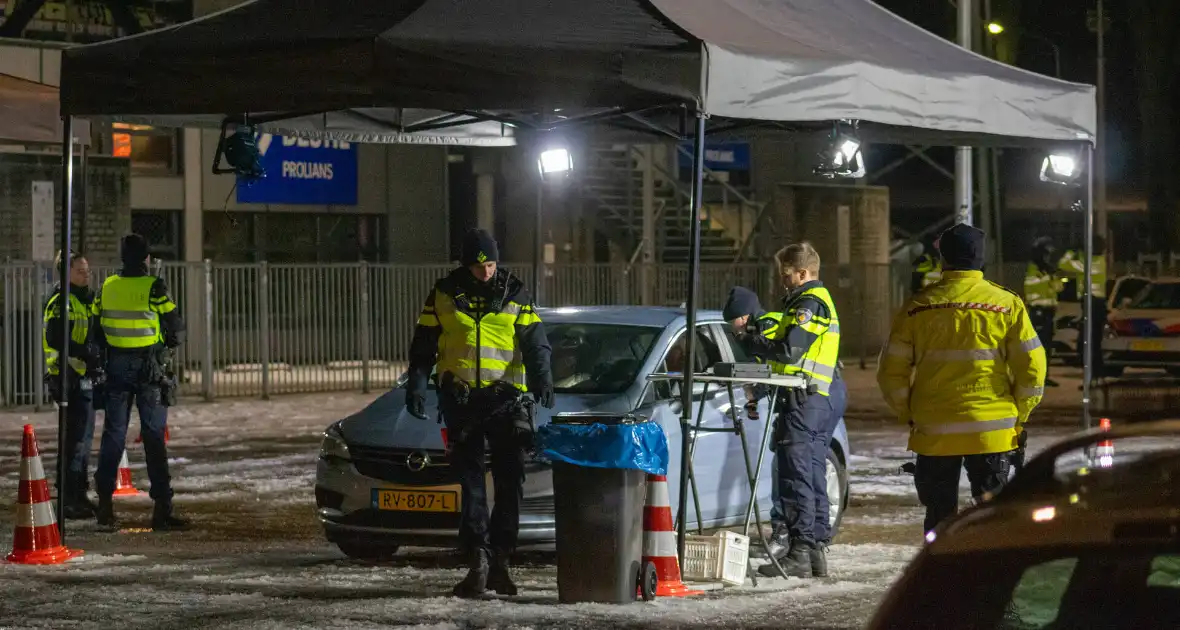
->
[985, 22, 1061, 79]
[813, 120, 865, 179]
[1040, 150, 1083, 186]
[537, 147, 573, 178]
[534, 144, 573, 304]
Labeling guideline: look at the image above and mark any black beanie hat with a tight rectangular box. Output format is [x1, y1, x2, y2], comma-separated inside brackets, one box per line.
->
[460, 229, 499, 266]
[120, 233, 150, 265]
[937, 223, 985, 271]
[722, 286, 763, 321]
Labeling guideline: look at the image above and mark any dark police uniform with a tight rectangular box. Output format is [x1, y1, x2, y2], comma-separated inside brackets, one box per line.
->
[740, 281, 842, 578]
[406, 229, 553, 598]
[43, 273, 100, 519]
[93, 234, 188, 531]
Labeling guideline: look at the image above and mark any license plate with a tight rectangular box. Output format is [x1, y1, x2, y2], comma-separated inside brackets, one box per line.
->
[1131, 340, 1165, 352]
[372, 488, 459, 513]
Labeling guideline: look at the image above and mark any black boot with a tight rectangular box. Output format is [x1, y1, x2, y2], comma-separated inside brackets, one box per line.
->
[95, 495, 117, 529]
[759, 541, 813, 578]
[810, 541, 829, 578]
[486, 550, 518, 596]
[453, 548, 490, 598]
[63, 494, 95, 520]
[764, 524, 790, 559]
[152, 501, 190, 531]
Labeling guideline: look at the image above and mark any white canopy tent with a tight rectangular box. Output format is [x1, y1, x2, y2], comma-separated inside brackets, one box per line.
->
[55, 0, 1099, 562]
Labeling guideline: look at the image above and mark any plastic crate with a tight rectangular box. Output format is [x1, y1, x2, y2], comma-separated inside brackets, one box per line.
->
[682, 531, 750, 586]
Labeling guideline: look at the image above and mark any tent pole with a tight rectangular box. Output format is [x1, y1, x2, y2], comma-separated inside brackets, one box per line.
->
[78, 141, 88, 256]
[677, 112, 706, 569]
[1081, 143, 1094, 430]
[57, 116, 75, 542]
[954, 0, 974, 226]
[534, 178, 543, 305]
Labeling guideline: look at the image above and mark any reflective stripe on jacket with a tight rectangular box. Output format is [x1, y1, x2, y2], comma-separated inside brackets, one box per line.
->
[96, 275, 173, 349]
[1023, 263, 1062, 308]
[420, 287, 541, 391]
[772, 287, 841, 394]
[1058, 251, 1106, 299]
[877, 270, 1047, 456]
[915, 254, 942, 288]
[43, 290, 92, 376]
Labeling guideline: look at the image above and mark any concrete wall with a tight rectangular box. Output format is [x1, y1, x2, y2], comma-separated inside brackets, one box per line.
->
[0, 153, 130, 263]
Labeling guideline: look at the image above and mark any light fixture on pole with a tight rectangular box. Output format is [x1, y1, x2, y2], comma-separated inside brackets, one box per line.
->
[986, 22, 1004, 35]
[537, 147, 573, 179]
[534, 142, 573, 305]
[813, 120, 865, 179]
[985, 22, 1062, 78]
[1039, 150, 1084, 186]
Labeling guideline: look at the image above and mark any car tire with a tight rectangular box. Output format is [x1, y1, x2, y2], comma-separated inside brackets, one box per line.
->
[826, 446, 849, 540]
[336, 542, 400, 562]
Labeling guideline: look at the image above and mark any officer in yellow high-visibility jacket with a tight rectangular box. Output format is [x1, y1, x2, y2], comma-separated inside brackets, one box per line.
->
[1024, 236, 1063, 387]
[912, 250, 942, 293]
[406, 229, 553, 599]
[1058, 235, 1108, 379]
[42, 249, 101, 519]
[92, 234, 188, 532]
[878, 224, 1046, 535]
[736, 243, 845, 579]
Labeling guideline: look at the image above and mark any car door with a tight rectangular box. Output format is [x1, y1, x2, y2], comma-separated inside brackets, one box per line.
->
[643, 323, 730, 529]
[715, 323, 776, 525]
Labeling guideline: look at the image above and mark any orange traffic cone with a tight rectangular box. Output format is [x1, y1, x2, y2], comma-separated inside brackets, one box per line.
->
[112, 449, 144, 497]
[134, 426, 169, 444]
[1095, 418, 1114, 468]
[7, 425, 83, 564]
[641, 474, 702, 598]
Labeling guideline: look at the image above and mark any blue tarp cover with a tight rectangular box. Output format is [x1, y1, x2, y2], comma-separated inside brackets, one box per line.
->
[537, 422, 668, 476]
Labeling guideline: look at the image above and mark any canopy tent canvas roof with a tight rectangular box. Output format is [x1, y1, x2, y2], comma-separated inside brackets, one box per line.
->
[0, 73, 89, 145]
[58, 0, 1096, 147]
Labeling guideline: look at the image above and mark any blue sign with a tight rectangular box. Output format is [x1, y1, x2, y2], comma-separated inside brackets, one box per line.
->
[678, 142, 751, 171]
[236, 134, 358, 205]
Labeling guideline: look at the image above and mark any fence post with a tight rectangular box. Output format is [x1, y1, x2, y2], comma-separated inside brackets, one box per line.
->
[202, 259, 214, 402]
[359, 261, 371, 394]
[259, 262, 270, 401]
[32, 263, 45, 411]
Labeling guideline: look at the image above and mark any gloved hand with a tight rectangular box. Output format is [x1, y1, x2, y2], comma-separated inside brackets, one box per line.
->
[1017, 428, 1028, 450]
[534, 381, 556, 409]
[744, 400, 760, 421]
[405, 390, 428, 420]
[83, 344, 103, 372]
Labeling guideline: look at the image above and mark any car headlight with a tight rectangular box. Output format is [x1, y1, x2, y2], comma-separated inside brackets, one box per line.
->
[319, 421, 351, 462]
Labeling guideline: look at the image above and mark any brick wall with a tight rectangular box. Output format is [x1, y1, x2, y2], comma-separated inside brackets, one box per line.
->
[0, 153, 130, 264]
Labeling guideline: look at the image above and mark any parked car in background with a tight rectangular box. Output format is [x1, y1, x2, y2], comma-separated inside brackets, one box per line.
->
[315, 306, 853, 559]
[1104, 277, 1180, 376]
[868, 422, 1180, 630]
[1053, 275, 1150, 367]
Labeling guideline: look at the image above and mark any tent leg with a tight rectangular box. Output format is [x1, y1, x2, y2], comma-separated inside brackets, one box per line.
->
[1081, 143, 1095, 431]
[78, 142, 88, 256]
[677, 112, 707, 570]
[57, 116, 75, 542]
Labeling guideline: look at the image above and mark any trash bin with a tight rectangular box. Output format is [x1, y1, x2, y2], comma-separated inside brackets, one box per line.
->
[538, 413, 669, 604]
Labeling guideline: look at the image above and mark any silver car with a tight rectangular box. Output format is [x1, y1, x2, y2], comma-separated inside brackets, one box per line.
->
[315, 306, 852, 559]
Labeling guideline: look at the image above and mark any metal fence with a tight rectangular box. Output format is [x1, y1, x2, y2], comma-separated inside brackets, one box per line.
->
[2, 259, 907, 407]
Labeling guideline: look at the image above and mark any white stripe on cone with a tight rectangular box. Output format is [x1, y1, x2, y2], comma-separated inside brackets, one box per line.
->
[16, 502, 55, 528]
[118, 450, 132, 471]
[644, 530, 678, 557]
[646, 476, 671, 508]
[21, 454, 45, 482]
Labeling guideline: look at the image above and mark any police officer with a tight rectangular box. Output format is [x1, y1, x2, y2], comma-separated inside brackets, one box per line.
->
[878, 224, 1046, 534]
[912, 246, 942, 293]
[406, 229, 554, 598]
[1058, 235, 1108, 380]
[43, 249, 101, 519]
[1024, 237, 1062, 387]
[736, 243, 844, 579]
[92, 234, 188, 531]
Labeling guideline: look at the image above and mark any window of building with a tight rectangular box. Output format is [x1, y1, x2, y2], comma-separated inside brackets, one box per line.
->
[109, 123, 180, 174]
[202, 212, 386, 263]
[130, 211, 182, 261]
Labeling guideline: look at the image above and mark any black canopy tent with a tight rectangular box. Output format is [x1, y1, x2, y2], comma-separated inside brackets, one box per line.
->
[57, 0, 1097, 565]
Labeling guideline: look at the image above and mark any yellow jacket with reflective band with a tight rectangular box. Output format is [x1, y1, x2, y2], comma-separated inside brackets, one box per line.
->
[43, 289, 93, 376]
[877, 270, 1047, 456]
[915, 254, 942, 288]
[770, 287, 841, 395]
[416, 285, 541, 391]
[1023, 263, 1062, 308]
[96, 275, 175, 349]
[1058, 251, 1106, 299]
[748, 312, 783, 367]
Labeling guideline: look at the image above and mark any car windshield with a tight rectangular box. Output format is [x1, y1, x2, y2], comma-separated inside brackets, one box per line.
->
[394, 323, 661, 395]
[877, 545, 1180, 629]
[548, 323, 661, 394]
[1130, 282, 1180, 309]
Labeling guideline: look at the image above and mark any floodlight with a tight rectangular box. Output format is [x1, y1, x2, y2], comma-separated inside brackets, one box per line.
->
[987, 22, 1004, 35]
[814, 121, 865, 179]
[538, 148, 573, 178]
[1039, 151, 1082, 185]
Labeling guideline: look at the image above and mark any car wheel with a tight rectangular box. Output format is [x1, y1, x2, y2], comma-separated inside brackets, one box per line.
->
[825, 446, 849, 539]
[336, 542, 400, 562]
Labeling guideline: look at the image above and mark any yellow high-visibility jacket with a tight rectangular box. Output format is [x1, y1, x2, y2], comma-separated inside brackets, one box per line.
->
[877, 270, 1047, 456]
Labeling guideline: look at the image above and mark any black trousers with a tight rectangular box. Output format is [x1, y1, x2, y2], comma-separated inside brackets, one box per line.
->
[914, 453, 1010, 533]
[441, 389, 526, 556]
[1028, 306, 1056, 375]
